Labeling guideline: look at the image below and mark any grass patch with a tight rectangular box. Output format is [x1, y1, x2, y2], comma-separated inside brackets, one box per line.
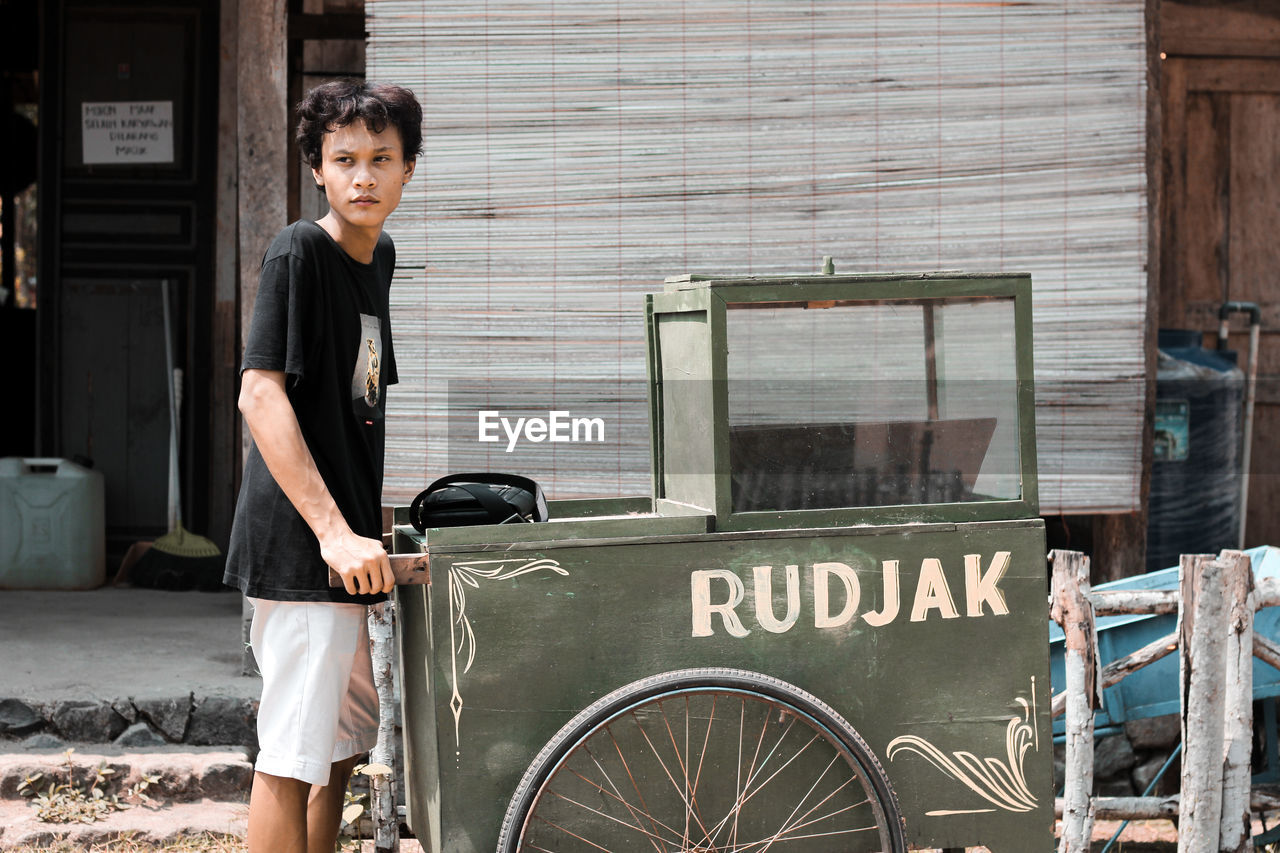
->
[1, 834, 243, 852]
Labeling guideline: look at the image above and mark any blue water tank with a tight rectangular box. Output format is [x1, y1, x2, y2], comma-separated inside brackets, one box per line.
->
[1146, 330, 1243, 571]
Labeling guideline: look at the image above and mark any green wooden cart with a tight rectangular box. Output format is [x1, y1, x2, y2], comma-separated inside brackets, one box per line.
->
[391, 271, 1051, 852]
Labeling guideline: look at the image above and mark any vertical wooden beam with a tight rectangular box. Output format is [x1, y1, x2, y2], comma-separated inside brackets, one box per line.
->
[209, 0, 241, 553]
[1178, 553, 1227, 853]
[237, 0, 288, 675]
[1050, 550, 1098, 853]
[237, 0, 288, 340]
[1089, 513, 1147, 582]
[1159, 55, 1189, 329]
[1218, 549, 1254, 853]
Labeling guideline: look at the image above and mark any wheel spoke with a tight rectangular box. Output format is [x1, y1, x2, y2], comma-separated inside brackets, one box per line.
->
[627, 705, 717, 844]
[688, 693, 719, 833]
[702, 695, 777, 848]
[738, 728, 821, 811]
[603, 722, 676, 847]
[536, 787, 682, 849]
[504, 671, 904, 853]
[754, 752, 852, 852]
[729, 822, 887, 852]
[564, 744, 683, 851]
[530, 810, 616, 852]
[657, 693, 718, 847]
[753, 774, 874, 852]
[704, 714, 807, 845]
[771, 794, 878, 841]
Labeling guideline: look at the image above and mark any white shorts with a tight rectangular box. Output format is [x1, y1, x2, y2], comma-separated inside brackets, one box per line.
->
[248, 598, 380, 786]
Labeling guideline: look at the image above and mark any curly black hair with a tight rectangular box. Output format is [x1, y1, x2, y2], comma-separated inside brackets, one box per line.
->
[295, 80, 423, 170]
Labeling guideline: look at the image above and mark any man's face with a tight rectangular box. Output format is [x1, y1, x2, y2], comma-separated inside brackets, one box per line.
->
[312, 120, 415, 231]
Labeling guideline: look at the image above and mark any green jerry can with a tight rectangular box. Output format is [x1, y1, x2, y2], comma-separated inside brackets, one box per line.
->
[393, 270, 1049, 852]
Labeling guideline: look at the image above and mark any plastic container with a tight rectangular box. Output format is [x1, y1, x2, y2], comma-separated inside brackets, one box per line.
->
[1146, 330, 1243, 571]
[0, 457, 105, 589]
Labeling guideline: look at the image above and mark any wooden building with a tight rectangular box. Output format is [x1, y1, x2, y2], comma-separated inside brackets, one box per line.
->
[5, 0, 1278, 580]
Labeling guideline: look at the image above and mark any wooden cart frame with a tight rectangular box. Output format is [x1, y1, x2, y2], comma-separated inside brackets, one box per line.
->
[391, 271, 1052, 852]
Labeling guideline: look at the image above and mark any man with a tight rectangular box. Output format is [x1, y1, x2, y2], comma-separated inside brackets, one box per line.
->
[223, 80, 422, 853]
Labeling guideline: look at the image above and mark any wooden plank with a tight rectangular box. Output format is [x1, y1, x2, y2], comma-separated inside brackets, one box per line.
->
[1158, 59, 1280, 552]
[1100, 630, 1179, 690]
[210, 0, 240, 548]
[1244, 402, 1280, 546]
[1181, 90, 1229, 310]
[236, 0, 288, 351]
[126, 282, 169, 530]
[1219, 550, 1254, 853]
[1228, 91, 1280, 307]
[1161, 0, 1280, 59]
[1186, 57, 1280, 94]
[1255, 631, 1280, 671]
[1056, 795, 1179, 820]
[288, 12, 364, 40]
[1141, 0, 1161, 565]
[1050, 549, 1097, 853]
[1056, 791, 1280, 820]
[1090, 589, 1178, 616]
[1160, 56, 1190, 329]
[366, 601, 399, 853]
[1226, 89, 1280, 549]
[400, 521, 1052, 851]
[1178, 553, 1227, 853]
[1089, 512, 1149, 583]
[237, 0, 287, 675]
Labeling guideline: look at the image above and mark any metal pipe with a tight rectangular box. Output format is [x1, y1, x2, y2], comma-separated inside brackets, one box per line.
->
[1218, 301, 1261, 549]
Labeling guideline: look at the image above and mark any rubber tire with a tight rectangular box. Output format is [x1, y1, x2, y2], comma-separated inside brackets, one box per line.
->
[497, 667, 907, 853]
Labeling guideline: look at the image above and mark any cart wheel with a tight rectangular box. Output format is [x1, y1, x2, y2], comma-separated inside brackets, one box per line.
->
[498, 667, 906, 853]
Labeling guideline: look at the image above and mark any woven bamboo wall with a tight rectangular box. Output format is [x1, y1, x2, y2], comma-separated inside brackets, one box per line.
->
[367, 0, 1147, 513]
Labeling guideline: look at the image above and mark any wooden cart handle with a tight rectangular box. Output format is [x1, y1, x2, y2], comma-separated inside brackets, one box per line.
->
[328, 553, 430, 588]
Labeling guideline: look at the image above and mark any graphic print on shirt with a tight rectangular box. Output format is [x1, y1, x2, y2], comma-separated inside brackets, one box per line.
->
[351, 313, 383, 422]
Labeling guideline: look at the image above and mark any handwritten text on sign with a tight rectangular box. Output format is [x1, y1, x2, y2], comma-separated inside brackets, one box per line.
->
[82, 102, 175, 164]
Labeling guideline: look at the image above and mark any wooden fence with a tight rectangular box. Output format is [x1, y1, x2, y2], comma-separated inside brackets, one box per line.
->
[1051, 548, 1280, 853]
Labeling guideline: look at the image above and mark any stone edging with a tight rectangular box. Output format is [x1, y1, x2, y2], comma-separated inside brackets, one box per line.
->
[0, 696, 258, 751]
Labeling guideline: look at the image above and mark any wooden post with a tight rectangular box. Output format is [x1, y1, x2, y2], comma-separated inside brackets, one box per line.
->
[210, 0, 241, 551]
[1218, 550, 1254, 853]
[237, 0, 288, 677]
[368, 600, 400, 852]
[1050, 550, 1098, 853]
[1178, 554, 1227, 853]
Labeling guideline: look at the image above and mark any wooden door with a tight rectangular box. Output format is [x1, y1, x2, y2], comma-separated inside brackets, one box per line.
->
[1160, 56, 1280, 547]
[39, 0, 219, 547]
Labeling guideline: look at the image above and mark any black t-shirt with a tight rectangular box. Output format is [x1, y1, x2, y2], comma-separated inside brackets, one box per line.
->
[223, 219, 399, 604]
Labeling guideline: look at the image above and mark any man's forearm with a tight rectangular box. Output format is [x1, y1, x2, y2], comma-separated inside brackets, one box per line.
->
[238, 369, 394, 595]
[240, 369, 350, 543]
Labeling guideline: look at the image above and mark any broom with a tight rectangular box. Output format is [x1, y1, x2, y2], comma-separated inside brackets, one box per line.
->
[124, 280, 224, 590]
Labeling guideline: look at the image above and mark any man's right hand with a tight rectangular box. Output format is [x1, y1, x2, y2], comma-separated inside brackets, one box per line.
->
[320, 530, 395, 595]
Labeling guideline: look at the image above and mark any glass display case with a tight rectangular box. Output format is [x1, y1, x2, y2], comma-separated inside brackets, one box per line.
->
[646, 272, 1037, 530]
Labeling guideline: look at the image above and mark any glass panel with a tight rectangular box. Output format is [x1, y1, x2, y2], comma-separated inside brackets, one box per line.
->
[725, 297, 1020, 512]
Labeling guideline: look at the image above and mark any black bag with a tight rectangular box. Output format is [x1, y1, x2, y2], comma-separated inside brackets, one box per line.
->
[408, 473, 549, 533]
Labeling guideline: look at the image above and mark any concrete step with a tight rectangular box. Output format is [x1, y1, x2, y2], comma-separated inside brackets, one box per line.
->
[0, 745, 253, 805]
[0, 796, 248, 848]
